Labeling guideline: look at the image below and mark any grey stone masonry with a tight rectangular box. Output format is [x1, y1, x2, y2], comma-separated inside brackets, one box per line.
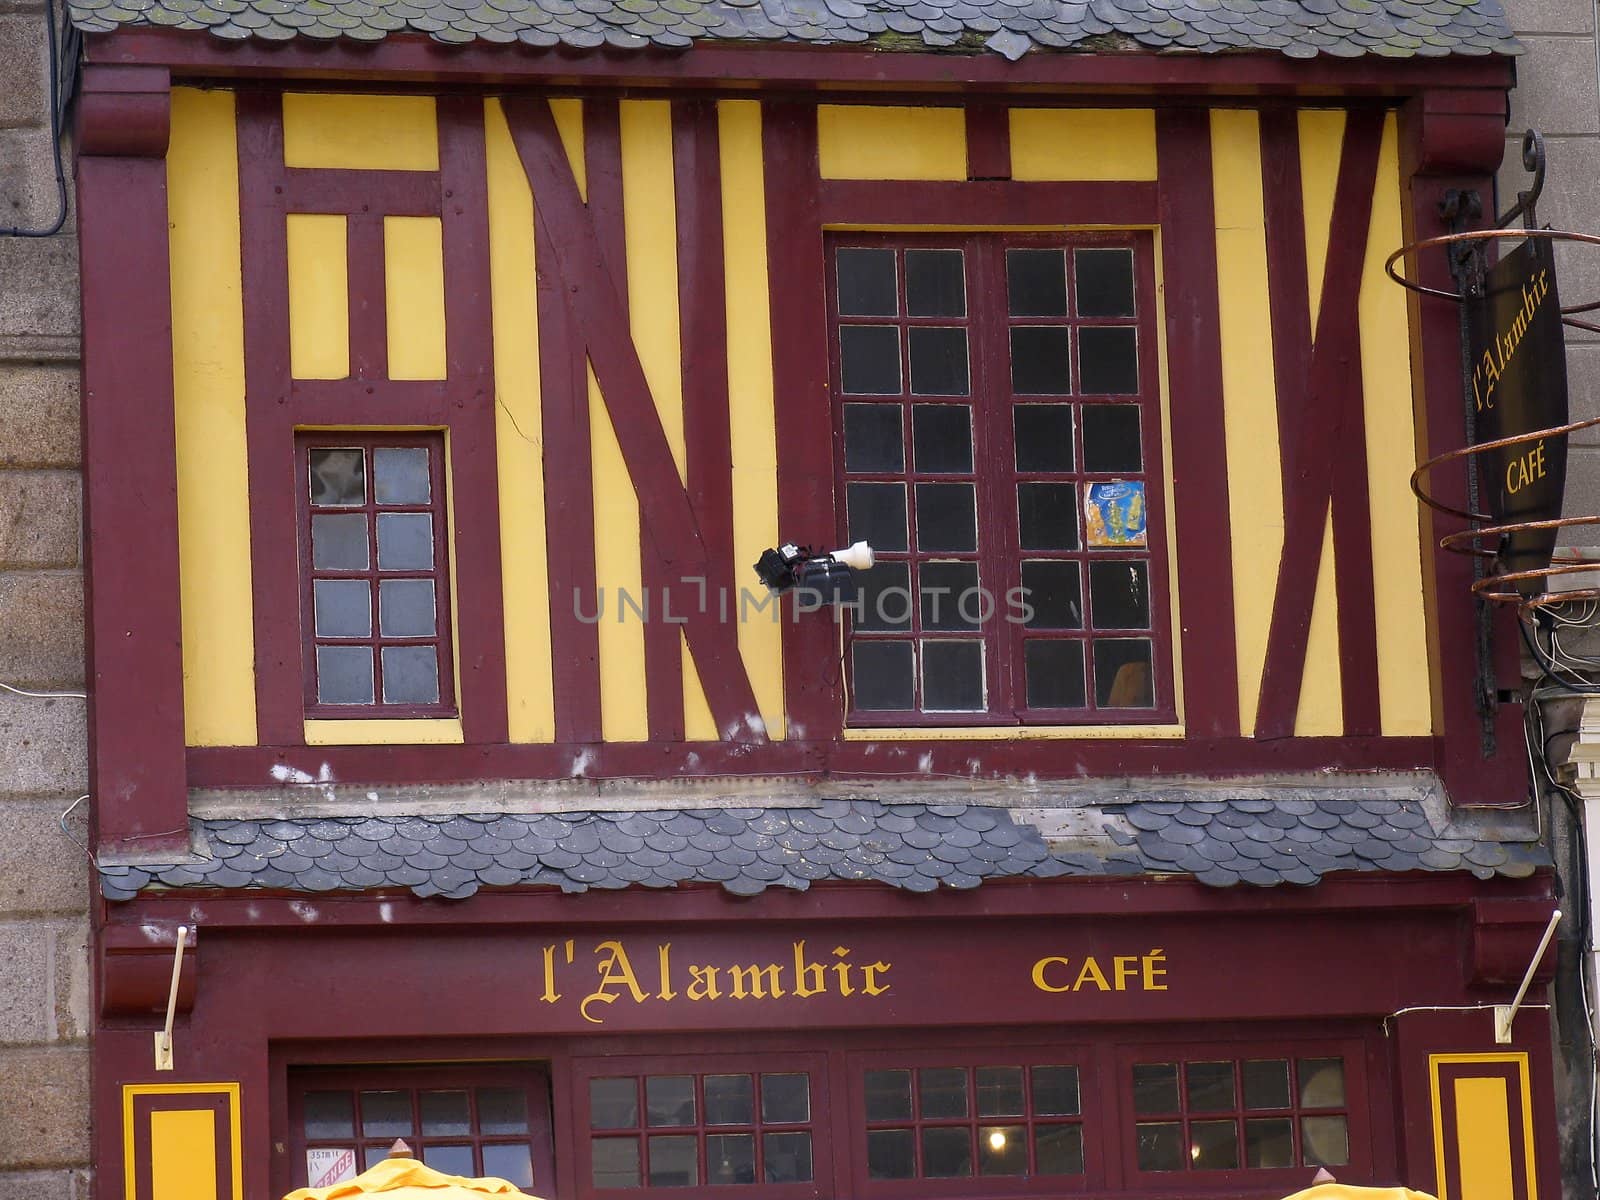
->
[0, 0, 89, 1195]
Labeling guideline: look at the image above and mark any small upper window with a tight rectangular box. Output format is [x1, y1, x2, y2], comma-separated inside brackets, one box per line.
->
[297, 433, 454, 716]
[829, 234, 1171, 727]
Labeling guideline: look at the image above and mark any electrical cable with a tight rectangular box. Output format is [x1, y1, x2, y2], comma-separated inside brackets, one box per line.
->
[0, 680, 86, 700]
[1, 0, 69, 240]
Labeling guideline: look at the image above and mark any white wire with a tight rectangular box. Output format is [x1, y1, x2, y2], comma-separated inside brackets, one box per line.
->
[0, 680, 85, 700]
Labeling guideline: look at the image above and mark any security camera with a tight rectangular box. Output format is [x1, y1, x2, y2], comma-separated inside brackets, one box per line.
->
[753, 541, 876, 602]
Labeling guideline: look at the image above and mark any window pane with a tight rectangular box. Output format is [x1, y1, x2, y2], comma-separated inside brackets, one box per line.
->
[1018, 483, 1078, 551]
[905, 249, 965, 316]
[1190, 1120, 1239, 1169]
[1075, 247, 1136, 317]
[1089, 561, 1150, 630]
[761, 1074, 810, 1124]
[376, 513, 434, 570]
[1079, 326, 1139, 394]
[840, 326, 902, 395]
[315, 579, 371, 638]
[646, 1076, 695, 1128]
[1093, 638, 1154, 708]
[763, 1131, 814, 1183]
[380, 579, 437, 638]
[304, 1091, 354, 1139]
[919, 562, 980, 632]
[911, 404, 973, 474]
[423, 1145, 474, 1178]
[865, 1070, 912, 1121]
[844, 403, 904, 473]
[374, 446, 430, 505]
[704, 1075, 754, 1126]
[1081, 404, 1143, 472]
[1021, 561, 1082, 630]
[908, 328, 969, 396]
[312, 513, 369, 570]
[919, 1067, 969, 1119]
[592, 1137, 642, 1188]
[360, 1090, 412, 1137]
[590, 1078, 638, 1130]
[1245, 1118, 1294, 1168]
[1035, 1124, 1084, 1175]
[1133, 1064, 1179, 1116]
[976, 1067, 1024, 1118]
[1014, 405, 1074, 473]
[921, 640, 984, 712]
[914, 483, 977, 552]
[420, 1091, 470, 1136]
[1024, 640, 1086, 710]
[867, 1129, 914, 1179]
[382, 646, 440, 706]
[1186, 1062, 1236, 1114]
[1006, 249, 1068, 316]
[477, 1088, 529, 1134]
[856, 562, 912, 633]
[1243, 1061, 1291, 1111]
[1298, 1059, 1345, 1108]
[1302, 1115, 1349, 1166]
[1010, 327, 1071, 395]
[706, 1134, 755, 1185]
[922, 1126, 972, 1178]
[318, 646, 374, 705]
[978, 1126, 1027, 1176]
[481, 1143, 533, 1189]
[1135, 1122, 1184, 1172]
[847, 483, 908, 552]
[1031, 1066, 1080, 1117]
[647, 1135, 698, 1186]
[852, 641, 914, 711]
[309, 447, 365, 506]
[837, 248, 898, 316]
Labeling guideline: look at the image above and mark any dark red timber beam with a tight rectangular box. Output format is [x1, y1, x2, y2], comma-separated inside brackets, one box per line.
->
[1255, 110, 1384, 740]
[77, 65, 190, 854]
[1155, 110, 1240, 739]
[503, 96, 765, 738]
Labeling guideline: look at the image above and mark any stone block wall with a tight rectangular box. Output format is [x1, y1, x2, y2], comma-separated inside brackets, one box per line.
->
[0, 1, 91, 1197]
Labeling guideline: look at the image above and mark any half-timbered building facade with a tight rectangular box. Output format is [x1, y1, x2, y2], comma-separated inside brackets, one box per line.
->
[72, 3, 1566, 1196]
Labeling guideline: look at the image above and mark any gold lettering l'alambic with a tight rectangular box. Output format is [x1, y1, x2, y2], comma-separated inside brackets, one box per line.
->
[541, 939, 894, 1025]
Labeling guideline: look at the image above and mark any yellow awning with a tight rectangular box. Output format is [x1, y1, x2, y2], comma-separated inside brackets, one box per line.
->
[1280, 1185, 1439, 1200]
[283, 1156, 542, 1200]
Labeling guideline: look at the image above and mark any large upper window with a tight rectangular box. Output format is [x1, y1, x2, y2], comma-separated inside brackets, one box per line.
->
[296, 433, 454, 716]
[827, 234, 1172, 727]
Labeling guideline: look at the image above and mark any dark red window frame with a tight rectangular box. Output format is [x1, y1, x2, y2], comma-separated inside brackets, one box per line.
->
[287, 1063, 556, 1191]
[295, 430, 456, 718]
[572, 1053, 832, 1200]
[826, 231, 1175, 728]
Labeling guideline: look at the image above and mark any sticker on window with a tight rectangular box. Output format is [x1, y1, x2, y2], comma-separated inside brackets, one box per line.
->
[1084, 481, 1146, 548]
[307, 1148, 358, 1188]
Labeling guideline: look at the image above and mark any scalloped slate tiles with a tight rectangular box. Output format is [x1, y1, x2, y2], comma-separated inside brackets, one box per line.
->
[98, 796, 1548, 902]
[66, 0, 1520, 57]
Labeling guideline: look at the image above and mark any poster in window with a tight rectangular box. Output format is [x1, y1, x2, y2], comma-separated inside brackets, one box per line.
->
[307, 1148, 358, 1188]
[1085, 482, 1146, 548]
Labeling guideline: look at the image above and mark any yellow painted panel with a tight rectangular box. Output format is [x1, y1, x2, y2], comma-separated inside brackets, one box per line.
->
[123, 1084, 242, 1200]
[286, 213, 350, 381]
[304, 718, 466, 745]
[281, 93, 439, 171]
[169, 88, 258, 747]
[1362, 114, 1433, 735]
[150, 1109, 218, 1200]
[1010, 109, 1158, 181]
[1454, 1077, 1515, 1200]
[485, 98, 555, 744]
[591, 363, 649, 741]
[1150, 231, 1184, 725]
[1298, 108, 1345, 330]
[550, 98, 587, 200]
[384, 216, 447, 381]
[719, 99, 785, 740]
[1296, 514, 1344, 735]
[817, 105, 966, 180]
[1211, 109, 1278, 735]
